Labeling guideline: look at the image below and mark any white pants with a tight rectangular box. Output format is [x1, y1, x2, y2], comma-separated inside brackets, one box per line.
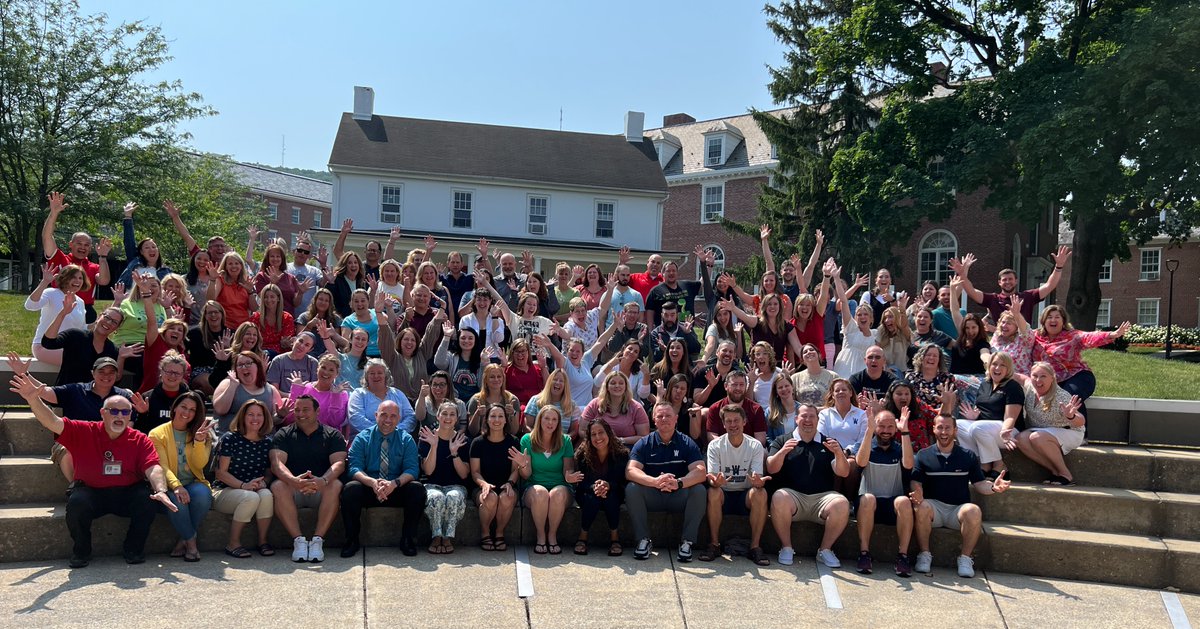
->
[956, 419, 1005, 464]
[212, 487, 274, 523]
[1026, 427, 1086, 455]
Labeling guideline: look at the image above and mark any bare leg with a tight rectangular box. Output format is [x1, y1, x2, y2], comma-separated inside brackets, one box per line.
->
[893, 496, 914, 554]
[495, 492, 517, 540]
[1031, 432, 1072, 479]
[705, 487, 725, 545]
[959, 504, 983, 556]
[547, 486, 571, 547]
[747, 487, 768, 548]
[820, 496, 850, 550]
[914, 502, 933, 553]
[771, 490, 796, 549]
[526, 486, 549, 545]
[271, 480, 302, 538]
[314, 481, 343, 538]
[857, 494, 877, 552]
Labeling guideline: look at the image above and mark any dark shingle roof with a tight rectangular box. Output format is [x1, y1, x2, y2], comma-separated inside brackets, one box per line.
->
[230, 163, 332, 205]
[328, 113, 668, 194]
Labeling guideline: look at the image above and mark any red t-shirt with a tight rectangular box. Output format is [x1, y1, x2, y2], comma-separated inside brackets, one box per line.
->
[505, 363, 544, 406]
[628, 272, 662, 303]
[980, 289, 1042, 323]
[250, 311, 295, 353]
[705, 397, 768, 437]
[138, 337, 191, 393]
[56, 418, 159, 488]
[790, 312, 825, 352]
[47, 249, 100, 305]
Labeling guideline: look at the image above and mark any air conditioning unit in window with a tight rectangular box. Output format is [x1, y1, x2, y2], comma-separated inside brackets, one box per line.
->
[529, 223, 546, 235]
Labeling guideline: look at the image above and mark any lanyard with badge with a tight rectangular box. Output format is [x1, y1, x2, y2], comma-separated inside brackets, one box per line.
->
[103, 450, 122, 476]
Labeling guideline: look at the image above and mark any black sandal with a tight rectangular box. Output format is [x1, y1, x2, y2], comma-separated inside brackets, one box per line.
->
[224, 546, 252, 559]
[481, 536, 496, 551]
[548, 543, 562, 555]
[534, 543, 548, 554]
[493, 537, 507, 551]
[574, 540, 589, 555]
[257, 543, 276, 556]
[608, 541, 623, 557]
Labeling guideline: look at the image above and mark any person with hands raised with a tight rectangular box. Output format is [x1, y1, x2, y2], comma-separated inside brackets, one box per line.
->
[699, 404, 771, 565]
[270, 395, 348, 563]
[956, 352, 1025, 480]
[991, 294, 1035, 377]
[208, 251, 258, 328]
[253, 243, 302, 314]
[517, 406, 580, 555]
[186, 301, 231, 395]
[131, 352, 191, 434]
[625, 402, 708, 562]
[133, 272, 190, 393]
[910, 413, 1011, 578]
[146, 391, 213, 562]
[848, 406, 916, 576]
[41, 191, 104, 322]
[470, 403, 521, 551]
[26, 261, 89, 365]
[1017, 362, 1088, 486]
[213, 350, 285, 435]
[212, 399, 278, 558]
[418, 403, 472, 554]
[284, 353, 351, 436]
[10, 372, 175, 568]
[951, 246, 1072, 322]
[767, 402, 851, 568]
[833, 271, 876, 376]
[542, 319, 619, 410]
[340, 399, 426, 558]
[1032, 305, 1130, 411]
[413, 372, 467, 432]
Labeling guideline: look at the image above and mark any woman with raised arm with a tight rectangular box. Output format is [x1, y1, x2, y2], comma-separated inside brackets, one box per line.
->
[833, 271, 875, 377]
[573, 418, 629, 556]
[991, 295, 1034, 378]
[379, 292, 443, 402]
[186, 301, 231, 395]
[724, 292, 802, 365]
[250, 283, 295, 359]
[212, 351, 285, 435]
[731, 270, 792, 319]
[113, 273, 167, 347]
[284, 353, 350, 435]
[414, 371, 467, 431]
[957, 352, 1025, 478]
[787, 259, 835, 350]
[883, 379, 956, 454]
[435, 321, 487, 405]
[252, 243, 302, 315]
[1018, 361, 1087, 486]
[470, 403, 520, 552]
[580, 371, 650, 446]
[116, 202, 173, 288]
[539, 320, 619, 411]
[466, 364, 521, 437]
[212, 399, 277, 558]
[147, 391, 212, 562]
[26, 262, 89, 365]
[562, 279, 614, 348]
[867, 268, 899, 326]
[418, 402, 471, 554]
[948, 276, 992, 377]
[160, 274, 194, 325]
[1032, 305, 1130, 408]
[208, 252, 257, 328]
[185, 250, 220, 322]
[133, 277, 189, 394]
[702, 300, 744, 364]
[513, 406, 582, 555]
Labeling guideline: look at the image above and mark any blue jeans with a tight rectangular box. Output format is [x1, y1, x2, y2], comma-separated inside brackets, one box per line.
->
[1059, 370, 1097, 401]
[163, 482, 213, 541]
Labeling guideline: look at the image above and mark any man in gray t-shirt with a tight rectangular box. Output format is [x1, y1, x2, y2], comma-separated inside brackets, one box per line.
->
[848, 408, 914, 576]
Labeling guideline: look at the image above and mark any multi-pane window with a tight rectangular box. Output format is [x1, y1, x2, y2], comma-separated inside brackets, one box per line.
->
[380, 184, 403, 223]
[1096, 299, 1112, 327]
[1140, 249, 1160, 280]
[919, 230, 958, 287]
[1099, 259, 1112, 283]
[291, 207, 301, 224]
[452, 190, 473, 229]
[528, 195, 548, 235]
[702, 184, 724, 223]
[697, 245, 726, 278]
[313, 211, 325, 228]
[1137, 298, 1160, 326]
[706, 136, 723, 166]
[595, 201, 615, 239]
[268, 202, 279, 220]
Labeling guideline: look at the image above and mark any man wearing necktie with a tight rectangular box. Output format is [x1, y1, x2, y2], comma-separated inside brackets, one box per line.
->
[341, 400, 427, 557]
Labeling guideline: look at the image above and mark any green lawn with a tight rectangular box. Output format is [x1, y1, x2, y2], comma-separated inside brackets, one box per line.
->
[1, 291, 1197, 400]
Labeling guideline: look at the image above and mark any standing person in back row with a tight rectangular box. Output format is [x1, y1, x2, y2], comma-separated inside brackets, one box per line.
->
[41, 192, 108, 323]
[949, 248, 1071, 323]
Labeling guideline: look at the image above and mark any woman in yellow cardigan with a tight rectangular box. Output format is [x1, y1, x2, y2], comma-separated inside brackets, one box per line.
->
[148, 391, 213, 562]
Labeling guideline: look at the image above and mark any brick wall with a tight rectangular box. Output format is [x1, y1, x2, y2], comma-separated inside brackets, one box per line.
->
[262, 195, 332, 246]
[661, 176, 765, 276]
[1057, 240, 1200, 329]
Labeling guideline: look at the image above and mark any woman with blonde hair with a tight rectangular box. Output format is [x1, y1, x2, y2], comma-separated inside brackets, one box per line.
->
[580, 371, 650, 445]
[466, 363, 521, 436]
[418, 401, 471, 554]
[875, 305, 913, 375]
[212, 399, 277, 558]
[1018, 361, 1086, 486]
[208, 251, 257, 328]
[523, 369, 579, 435]
[511, 406, 582, 554]
[992, 295, 1034, 378]
[957, 351, 1025, 478]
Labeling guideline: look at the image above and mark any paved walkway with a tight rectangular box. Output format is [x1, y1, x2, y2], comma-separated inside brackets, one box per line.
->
[2, 546, 1195, 628]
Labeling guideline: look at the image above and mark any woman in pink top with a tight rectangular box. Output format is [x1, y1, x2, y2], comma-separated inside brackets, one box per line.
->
[1032, 305, 1130, 403]
[580, 372, 649, 445]
[285, 353, 350, 436]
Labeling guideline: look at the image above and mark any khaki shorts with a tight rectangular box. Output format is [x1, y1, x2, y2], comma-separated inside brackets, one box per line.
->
[776, 489, 845, 524]
[292, 490, 323, 509]
[927, 499, 969, 529]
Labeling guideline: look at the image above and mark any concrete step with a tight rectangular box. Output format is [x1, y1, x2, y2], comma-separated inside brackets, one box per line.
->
[0, 457, 65, 504]
[997, 444, 1200, 494]
[985, 522, 1200, 592]
[976, 483, 1200, 539]
[0, 410, 55, 456]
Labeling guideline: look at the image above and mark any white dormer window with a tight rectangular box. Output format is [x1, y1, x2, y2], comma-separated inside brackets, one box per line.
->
[706, 137, 723, 166]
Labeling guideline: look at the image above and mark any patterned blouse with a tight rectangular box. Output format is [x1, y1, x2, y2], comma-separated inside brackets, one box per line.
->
[1022, 383, 1085, 436]
[1032, 329, 1114, 382]
[903, 370, 956, 409]
[213, 431, 272, 489]
[992, 329, 1034, 376]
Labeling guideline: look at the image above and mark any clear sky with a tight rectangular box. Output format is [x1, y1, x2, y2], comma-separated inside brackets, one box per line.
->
[76, 0, 790, 172]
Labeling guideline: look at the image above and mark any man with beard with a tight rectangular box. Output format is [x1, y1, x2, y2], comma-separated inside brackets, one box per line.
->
[704, 370, 768, 446]
[951, 247, 1072, 323]
[605, 265, 645, 327]
[288, 232, 326, 315]
[692, 340, 737, 406]
[646, 255, 705, 327]
[491, 252, 528, 312]
[910, 413, 1011, 578]
[40, 300, 128, 386]
[603, 302, 651, 363]
[12, 373, 175, 567]
[848, 407, 915, 576]
[648, 301, 702, 363]
[847, 346, 897, 398]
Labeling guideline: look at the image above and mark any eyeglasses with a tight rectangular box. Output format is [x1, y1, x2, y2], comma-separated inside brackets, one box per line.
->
[104, 408, 133, 416]
[162, 370, 185, 377]
[295, 249, 311, 255]
[431, 382, 448, 388]
[99, 315, 121, 325]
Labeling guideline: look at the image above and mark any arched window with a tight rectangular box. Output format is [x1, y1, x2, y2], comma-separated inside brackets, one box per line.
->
[697, 244, 726, 279]
[918, 230, 957, 287]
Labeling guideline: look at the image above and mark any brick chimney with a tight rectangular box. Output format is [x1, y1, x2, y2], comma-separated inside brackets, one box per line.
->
[663, 113, 696, 127]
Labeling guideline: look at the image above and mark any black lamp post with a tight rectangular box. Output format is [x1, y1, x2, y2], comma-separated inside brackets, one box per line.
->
[1165, 259, 1180, 359]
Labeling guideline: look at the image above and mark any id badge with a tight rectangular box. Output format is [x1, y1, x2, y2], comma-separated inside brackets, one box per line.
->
[103, 461, 123, 476]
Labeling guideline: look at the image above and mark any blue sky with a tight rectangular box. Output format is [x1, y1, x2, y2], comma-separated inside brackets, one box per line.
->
[77, 1, 790, 171]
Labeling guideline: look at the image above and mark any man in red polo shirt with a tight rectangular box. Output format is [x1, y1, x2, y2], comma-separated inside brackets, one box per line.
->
[626, 249, 664, 305]
[704, 370, 768, 447]
[41, 192, 109, 323]
[12, 372, 175, 568]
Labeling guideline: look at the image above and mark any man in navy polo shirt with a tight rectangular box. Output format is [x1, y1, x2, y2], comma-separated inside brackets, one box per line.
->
[910, 413, 1011, 578]
[767, 402, 850, 568]
[848, 408, 915, 576]
[270, 395, 347, 563]
[625, 402, 707, 562]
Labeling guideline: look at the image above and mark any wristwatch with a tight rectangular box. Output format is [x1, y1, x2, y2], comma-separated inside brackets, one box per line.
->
[676, 480, 684, 491]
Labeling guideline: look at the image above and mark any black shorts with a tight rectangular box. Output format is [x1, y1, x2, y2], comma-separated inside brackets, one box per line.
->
[855, 495, 898, 526]
[721, 489, 751, 516]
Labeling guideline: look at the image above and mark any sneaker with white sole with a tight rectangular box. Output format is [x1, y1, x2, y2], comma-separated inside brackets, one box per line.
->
[634, 538, 652, 560]
[778, 546, 795, 566]
[957, 554, 975, 578]
[308, 536, 325, 563]
[291, 537, 309, 563]
[677, 540, 694, 563]
[816, 548, 841, 568]
[914, 551, 933, 574]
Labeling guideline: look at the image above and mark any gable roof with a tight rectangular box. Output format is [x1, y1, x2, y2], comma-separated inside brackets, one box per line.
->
[229, 162, 332, 206]
[328, 113, 668, 194]
[645, 107, 795, 177]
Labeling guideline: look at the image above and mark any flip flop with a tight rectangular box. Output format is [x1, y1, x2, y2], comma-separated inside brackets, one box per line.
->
[493, 537, 507, 551]
[533, 543, 548, 555]
[257, 543, 276, 557]
[224, 546, 252, 559]
[548, 544, 562, 555]
[184, 551, 201, 562]
[481, 536, 496, 551]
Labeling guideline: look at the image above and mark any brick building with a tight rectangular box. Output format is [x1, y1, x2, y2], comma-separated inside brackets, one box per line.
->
[230, 162, 333, 248]
[645, 110, 1059, 306]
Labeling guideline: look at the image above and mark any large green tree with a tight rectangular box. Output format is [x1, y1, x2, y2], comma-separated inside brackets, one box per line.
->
[760, 0, 1200, 326]
[0, 0, 234, 291]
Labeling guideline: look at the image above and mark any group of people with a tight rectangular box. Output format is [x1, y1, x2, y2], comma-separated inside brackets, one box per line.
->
[19, 199, 1129, 576]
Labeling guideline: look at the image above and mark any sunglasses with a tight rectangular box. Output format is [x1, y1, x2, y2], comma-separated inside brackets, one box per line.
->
[104, 408, 133, 416]
[295, 248, 311, 255]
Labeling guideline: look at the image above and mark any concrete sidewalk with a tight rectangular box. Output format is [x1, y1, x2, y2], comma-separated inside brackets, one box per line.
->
[1, 546, 1193, 628]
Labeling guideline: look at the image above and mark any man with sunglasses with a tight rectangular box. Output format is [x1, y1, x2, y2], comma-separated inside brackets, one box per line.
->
[11, 372, 176, 568]
[287, 232, 326, 315]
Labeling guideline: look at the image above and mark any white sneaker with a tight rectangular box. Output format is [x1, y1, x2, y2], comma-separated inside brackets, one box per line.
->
[915, 551, 933, 574]
[816, 548, 841, 568]
[957, 554, 975, 578]
[778, 546, 795, 566]
[677, 540, 694, 563]
[291, 537, 309, 563]
[308, 536, 325, 563]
